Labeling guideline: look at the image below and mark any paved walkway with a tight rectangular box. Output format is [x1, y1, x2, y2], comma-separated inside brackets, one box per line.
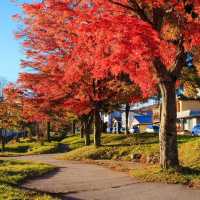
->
[2, 154, 200, 200]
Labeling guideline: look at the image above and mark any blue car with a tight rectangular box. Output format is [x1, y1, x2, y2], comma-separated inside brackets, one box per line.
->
[192, 124, 200, 136]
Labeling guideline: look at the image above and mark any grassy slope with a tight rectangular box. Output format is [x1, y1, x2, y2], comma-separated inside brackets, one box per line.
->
[0, 138, 65, 156]
[62, 133, 160, 161]
[61, 133, 200, 187]
[0, 159, 57, 200]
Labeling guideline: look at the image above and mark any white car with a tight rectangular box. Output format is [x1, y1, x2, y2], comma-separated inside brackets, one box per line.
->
[146, 125, 159, 133]
[129, 126, 139, 134]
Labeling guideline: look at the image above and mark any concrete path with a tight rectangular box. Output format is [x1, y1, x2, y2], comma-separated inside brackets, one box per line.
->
[2, 154, 200, 200]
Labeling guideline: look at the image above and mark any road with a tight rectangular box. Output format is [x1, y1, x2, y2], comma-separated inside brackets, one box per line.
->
[2, 154, 200, 200]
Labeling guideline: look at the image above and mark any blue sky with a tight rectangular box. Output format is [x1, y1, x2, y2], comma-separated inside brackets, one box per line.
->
[0, 0, 37, 82]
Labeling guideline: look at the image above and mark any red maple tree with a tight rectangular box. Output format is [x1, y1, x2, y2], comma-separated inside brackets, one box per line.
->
[15, 0, 200, 168]
[15, 0, 145, 146]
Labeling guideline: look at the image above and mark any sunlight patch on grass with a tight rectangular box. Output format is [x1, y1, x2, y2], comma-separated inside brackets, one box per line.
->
[131, 164, 200, 187]
[0, 159, 57, 200]
[0, 160, 55, 185]
[131, 165, 188, 184]
[0, 184, 56, 200]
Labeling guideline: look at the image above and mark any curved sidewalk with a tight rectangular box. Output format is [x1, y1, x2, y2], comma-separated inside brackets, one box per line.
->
[1, 154, 200, 200]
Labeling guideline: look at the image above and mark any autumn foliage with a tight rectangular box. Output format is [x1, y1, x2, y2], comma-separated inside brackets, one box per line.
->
[0, 84, 24, 130]
[14, 0, 200, 168]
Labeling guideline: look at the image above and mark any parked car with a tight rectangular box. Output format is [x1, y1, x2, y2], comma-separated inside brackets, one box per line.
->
[192, 124, 200, 136]
[146, 125, 160, 133]
[129, 126, 139, 134]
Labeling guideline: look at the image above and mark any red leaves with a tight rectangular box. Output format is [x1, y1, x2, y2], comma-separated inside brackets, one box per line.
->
[70, 8, 160, 85]
[14, 0, 200, 122]
[22, 3, 43, 14]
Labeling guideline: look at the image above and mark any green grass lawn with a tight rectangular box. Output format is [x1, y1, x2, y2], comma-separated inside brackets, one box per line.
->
[61, 133, 161, 161]
[0, 159, 58, 200]
[61, 133, 200, 187]
[0, 138, 66, 156]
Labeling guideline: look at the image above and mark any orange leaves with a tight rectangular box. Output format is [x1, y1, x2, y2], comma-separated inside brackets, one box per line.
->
[0, 84, 25, 129]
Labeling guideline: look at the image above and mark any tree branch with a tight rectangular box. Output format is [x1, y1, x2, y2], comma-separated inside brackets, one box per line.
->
[152, 7, 165, 31]
[170, 36, 186, 80]
[153, 58, 170, 82]
[109, 0, 153, 26]
[128, 0, 153, 25]
[108, 0, 136, 12]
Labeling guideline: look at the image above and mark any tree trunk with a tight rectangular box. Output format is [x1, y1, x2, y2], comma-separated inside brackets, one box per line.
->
[1, 138, 5, 152]
[37, 123, 44, 145]
[16, 135, 20, 143]
[29, 123, 36, 139]
[72, 120, 76, 135]
[93, 110, 101, 147]
[47, 121, 51, 142]
[125, 103, 130, 135]
[36, 123, 40, 141]
[1, 133, 5, 152]
[159, 81, 179, 169]
[80, 121, 84, 138]
[85, 131, 90, 146]
[117, 121, 121, 134]
[84, 115, 93, 146]
[84, 123, 90, 146]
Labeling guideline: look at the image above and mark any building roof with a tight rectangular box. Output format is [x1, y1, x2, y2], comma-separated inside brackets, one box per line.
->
[177, 110, 200, 119]
[134, 115, 152, 124]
